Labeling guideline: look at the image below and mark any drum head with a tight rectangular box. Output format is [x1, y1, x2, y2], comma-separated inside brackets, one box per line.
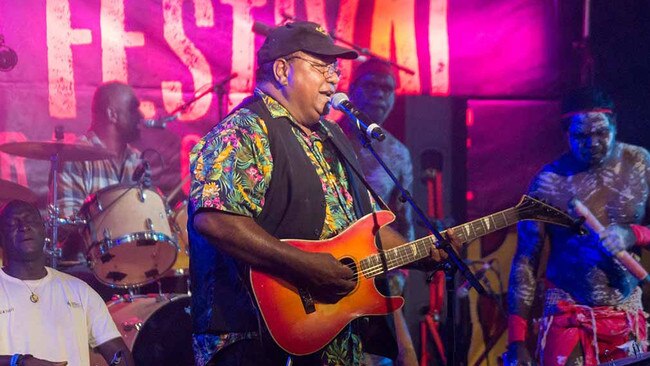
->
[132, 295, 193, 365]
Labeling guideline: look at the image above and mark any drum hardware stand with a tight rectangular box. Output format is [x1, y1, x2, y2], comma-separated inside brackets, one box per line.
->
[137, 187, 147, 202]
[155, 280, 165, 300]
[55, 216, 87, 226]
[126, 288, 137, 301]
[47, 125, 66, 269]
[165, 175, 190, 206]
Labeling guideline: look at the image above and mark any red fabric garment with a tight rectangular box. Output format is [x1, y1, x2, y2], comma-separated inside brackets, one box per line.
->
[508, 314, 528, 343]
[539, 301, 647, 366]
[631, 224, 650, 246]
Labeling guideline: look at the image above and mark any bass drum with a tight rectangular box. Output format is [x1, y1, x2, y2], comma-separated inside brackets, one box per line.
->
[90, 294, 193, 366]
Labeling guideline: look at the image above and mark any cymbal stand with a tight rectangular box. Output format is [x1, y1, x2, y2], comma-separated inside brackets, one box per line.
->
[47, 126, 64, 268]
[47, 153, 62, 268]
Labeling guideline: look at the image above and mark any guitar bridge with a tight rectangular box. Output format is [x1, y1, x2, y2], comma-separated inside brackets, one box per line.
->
[298, 287, 316, 314]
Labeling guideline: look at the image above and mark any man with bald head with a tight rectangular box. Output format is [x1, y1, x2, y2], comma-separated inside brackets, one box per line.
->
[55, 82, 144, 270]
[57, 81, 144, 218]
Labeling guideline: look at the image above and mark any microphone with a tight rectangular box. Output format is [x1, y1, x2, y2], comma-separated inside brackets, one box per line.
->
[141, 115, 178, 129]
[456, 261, 491, 298]
[0, 35, 18, 72]
[330, 93, 386, 141]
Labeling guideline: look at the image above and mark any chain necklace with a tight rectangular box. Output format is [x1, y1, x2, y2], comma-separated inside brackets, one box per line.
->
[21, 278, 44, 303]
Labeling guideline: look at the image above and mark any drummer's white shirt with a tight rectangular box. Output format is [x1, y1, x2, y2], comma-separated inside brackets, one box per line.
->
[0, 267, 120, 366]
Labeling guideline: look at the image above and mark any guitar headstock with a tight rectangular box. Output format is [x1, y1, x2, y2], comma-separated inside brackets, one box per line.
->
[515, 195, 578, 228]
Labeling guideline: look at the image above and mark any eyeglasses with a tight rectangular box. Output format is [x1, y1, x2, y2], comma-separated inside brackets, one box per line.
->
[285, 56, 341, 78]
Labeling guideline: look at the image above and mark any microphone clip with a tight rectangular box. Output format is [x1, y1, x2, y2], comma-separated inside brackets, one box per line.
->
[132, 158, 152, 189]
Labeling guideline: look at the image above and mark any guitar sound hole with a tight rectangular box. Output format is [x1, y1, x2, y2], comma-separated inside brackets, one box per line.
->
[340, 257, 358, 284]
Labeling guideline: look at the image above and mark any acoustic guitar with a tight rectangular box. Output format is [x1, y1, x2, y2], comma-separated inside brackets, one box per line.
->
[250, 195, 577, 355]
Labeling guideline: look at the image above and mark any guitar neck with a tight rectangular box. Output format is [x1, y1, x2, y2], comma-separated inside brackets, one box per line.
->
[359, 207, 520, 278]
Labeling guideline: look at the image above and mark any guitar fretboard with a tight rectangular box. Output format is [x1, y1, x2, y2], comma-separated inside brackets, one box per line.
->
[358, 207, 520, 278]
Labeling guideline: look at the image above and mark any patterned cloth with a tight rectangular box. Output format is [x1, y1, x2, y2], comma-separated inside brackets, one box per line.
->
[56, 131, 141, 217]
[189, 89, 365, 365]
[538, 287, 648, 366]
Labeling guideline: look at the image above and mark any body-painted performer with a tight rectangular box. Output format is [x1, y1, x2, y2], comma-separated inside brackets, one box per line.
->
[505, 87, 650, 366]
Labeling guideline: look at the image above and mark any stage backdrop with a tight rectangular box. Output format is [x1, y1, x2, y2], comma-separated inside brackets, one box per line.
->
[0, 0, 560, 202]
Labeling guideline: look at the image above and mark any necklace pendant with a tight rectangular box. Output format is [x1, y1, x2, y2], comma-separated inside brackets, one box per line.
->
[29, 293, 39, 303]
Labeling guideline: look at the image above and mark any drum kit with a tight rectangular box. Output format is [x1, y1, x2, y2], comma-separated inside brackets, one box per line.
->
[0, 139, 192, 366]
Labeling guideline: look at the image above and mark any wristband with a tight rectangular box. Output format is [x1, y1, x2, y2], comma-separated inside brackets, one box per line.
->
[9, 354, 19, 366]
[508, 314, 528, 343]
[630, 224, 650, 246]
[16, 354, 32, 366]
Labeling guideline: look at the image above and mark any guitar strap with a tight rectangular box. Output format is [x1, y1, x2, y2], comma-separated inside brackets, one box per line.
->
[320, 123, 390, 213]
[321, 123, 400, 361]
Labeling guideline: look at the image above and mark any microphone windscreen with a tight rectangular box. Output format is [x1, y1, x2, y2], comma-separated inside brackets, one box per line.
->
[330, 93, 349, 110]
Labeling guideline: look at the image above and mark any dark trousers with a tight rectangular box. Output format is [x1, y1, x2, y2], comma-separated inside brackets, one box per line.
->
[207, 339, 323, 366]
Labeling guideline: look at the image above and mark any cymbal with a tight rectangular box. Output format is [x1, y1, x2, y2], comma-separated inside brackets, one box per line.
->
[0, 141, 114, 161]
[0, 179, 37, 202]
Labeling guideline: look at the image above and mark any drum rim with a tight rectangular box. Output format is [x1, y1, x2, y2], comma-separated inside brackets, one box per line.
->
[105, 293, 189, 307]
[88, 231, 180, 251]
[79, 184, 168, 218]
[88, 232, 179, 288]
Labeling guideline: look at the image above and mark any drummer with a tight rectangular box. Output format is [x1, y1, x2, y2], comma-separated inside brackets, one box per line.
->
[56, 81, 144, 218]
[56, 82, 147, 262]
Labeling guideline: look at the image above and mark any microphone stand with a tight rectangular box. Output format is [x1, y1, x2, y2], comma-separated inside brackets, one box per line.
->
[212, 73, 238, 121]
[279, 13, 415, 75]
[349, 125, 487, 366]
[162, 73, 239, 124]
[329, 35, 415, 76]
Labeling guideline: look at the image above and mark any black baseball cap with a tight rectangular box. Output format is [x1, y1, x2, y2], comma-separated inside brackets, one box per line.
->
[257, 21, 358, 64]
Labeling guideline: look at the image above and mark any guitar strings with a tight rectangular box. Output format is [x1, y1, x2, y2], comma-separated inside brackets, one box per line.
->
[337, 207, 533, 280]
[341, 244, 432, 279]
[356, 207, 540, 278]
